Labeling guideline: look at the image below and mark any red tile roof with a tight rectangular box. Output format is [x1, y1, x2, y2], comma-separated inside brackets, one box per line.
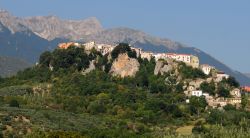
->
[242, 86, 250, 92]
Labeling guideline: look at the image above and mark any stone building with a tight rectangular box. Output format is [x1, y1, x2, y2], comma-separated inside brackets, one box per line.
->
[153, 53, 199, 68]
[140, 51, 153, 61]
[215, 71, 229, 82]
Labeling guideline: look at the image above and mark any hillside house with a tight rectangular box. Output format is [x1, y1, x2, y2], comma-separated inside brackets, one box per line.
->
[242, 86, 250, 96]
[140, 51, 153, 61]
[84, 41, 96, 51]
[200, 64, 214, 75]
[58, 42, 80, 49]
[191, 90, 203, 97]
[230, 88, 241, 98]
[153, 53, 199, 68]
[96, 44, 114, 55]
[215, 71, 229, 82]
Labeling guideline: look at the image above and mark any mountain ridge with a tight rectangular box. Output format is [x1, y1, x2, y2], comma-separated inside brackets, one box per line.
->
[0, 10, 103, 40]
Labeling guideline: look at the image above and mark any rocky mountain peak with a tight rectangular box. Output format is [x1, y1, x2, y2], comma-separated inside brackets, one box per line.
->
[0, 11, 103, 40]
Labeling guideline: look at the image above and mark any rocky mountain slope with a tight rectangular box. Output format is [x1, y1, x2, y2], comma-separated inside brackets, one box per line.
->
[0, 10, 249, 85]
[0, 10, 102, 40]
[0, 56, 31, 77]
[0, 22, 64, 63]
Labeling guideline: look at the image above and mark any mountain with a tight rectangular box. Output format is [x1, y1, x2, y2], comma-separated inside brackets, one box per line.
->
[0, 10, 250, 85]
[0, 10, 102, 40]
[245, 73, 250, 79]
[0, 56, 31, 77]
[0, 21, 65, 63]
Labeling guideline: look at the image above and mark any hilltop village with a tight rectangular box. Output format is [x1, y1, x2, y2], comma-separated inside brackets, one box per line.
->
[58, 41, 243, 109]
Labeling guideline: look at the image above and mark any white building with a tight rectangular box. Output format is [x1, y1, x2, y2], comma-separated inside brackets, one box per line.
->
[140, 51, 153, 61]
[84, 41, 96, 51]
[202, 93, 210, 98]
[200, 64, 214, 75]
[216, 71, 229, 82]
[166, 53, 191, 63]
[191, 90, 203, 97]
[153, 53, 199, 68]
[96, 44, 114, 55]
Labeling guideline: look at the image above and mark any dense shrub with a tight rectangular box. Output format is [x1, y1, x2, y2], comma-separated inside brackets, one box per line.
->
[9, 99, 19, 107]
[111, 43, 137, 59]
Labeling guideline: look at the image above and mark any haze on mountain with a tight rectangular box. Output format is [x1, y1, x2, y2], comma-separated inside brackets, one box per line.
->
[245, 73, 250, 79]
[0, 10, 250, 85]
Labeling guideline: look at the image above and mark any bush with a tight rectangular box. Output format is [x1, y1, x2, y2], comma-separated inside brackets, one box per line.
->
[179, 63, 206, 79]
[192, 121, 207, 134]
[200, 81, 216, 96]
[226, 76, 240, 87]
[111, 43, 137, 59]
[223, 104, 236, 111]
[9, 99, 19, 107]
[217, 86, 230, 98]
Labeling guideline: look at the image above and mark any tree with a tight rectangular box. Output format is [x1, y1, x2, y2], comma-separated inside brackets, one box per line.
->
[111, 43, 136, 59]
[179, 63, 206, 79]
[226, 76, 240, 87]
[217, 86, 230, 97]
[200, 81, 216, 96]
[39, 51, 52, 67]
[51, 47, 89, 70]
[189, 96, 207, 117]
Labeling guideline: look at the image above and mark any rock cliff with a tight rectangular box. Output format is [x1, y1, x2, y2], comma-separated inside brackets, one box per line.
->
[110, 53, 140, 77]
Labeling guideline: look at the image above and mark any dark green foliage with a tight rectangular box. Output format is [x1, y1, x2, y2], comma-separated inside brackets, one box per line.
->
[206, 109, 250, 126]
[223, 104, 236, 111]
[53, 47, 90, 70]
[46, 132, 85, 138]
[192, 121, 207, 134]
[217, 85, 230, 97]
[179, 62, 206, 79]
[111, 43, 137, 59]
[16, 67, 51, 82]
[39, 51, 52, 67]
[190, 96, 207, 109]
[200, 81, 216, 96]
[189, 96, 207, 115]
[9, 99, 19, 107]
[226, 76, 240, 87]
[0, 76, 3, 83]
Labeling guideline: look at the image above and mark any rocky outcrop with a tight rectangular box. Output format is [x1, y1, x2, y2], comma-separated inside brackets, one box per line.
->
[82, 60, 96, 75]
[110, 53, 140, 77]
[154, 59, 176, 75]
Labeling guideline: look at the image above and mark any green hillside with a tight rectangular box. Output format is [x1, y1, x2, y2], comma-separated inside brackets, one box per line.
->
[0, 56, 31, 77]
[0, 45, 250, 138]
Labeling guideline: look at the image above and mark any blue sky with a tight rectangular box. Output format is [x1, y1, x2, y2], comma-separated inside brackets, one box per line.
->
[0, 0, 250, 73]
